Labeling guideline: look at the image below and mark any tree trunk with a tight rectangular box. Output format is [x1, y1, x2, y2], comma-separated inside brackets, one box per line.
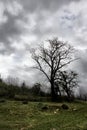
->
[51, 80, 56, 101]
[66, 90, 72, 101]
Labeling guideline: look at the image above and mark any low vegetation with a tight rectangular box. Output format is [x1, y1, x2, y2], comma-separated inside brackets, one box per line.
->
[0, 100, 87, 130]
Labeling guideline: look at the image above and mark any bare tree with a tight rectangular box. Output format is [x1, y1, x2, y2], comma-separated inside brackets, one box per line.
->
[31, 38, 76, 101]
[78, 87, 87, 101]
[6, 76, 19, 86]
[58, 71, 78, 100]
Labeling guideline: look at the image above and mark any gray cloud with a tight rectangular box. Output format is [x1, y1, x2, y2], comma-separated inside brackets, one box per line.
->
[76, 50, 87, 74]
[21, 0, 80, 13]
[0, 3, 26, 55]
[0, 16, 20, 41]
[0, 0, 81, 55]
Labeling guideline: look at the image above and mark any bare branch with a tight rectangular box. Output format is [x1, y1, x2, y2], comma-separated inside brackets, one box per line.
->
[33, 57, 50, 82]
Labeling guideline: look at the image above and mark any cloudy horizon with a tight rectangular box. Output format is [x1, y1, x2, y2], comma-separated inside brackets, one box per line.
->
[0, 0, 87, 91]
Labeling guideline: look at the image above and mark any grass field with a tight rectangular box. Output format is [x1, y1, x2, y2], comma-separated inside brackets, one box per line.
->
[0, 100, 87, 130]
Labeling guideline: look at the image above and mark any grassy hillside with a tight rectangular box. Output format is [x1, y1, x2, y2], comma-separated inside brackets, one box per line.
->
[0, 100, 87, 130]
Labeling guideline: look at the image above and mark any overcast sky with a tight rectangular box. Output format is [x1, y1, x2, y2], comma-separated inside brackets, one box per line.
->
[0, 0, 87, 89]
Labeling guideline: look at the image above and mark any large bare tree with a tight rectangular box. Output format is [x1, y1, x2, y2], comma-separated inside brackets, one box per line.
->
[31, 38, 76, 101]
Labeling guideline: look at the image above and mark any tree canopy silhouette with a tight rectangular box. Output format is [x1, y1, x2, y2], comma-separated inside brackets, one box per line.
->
[31, 38, 76, 101]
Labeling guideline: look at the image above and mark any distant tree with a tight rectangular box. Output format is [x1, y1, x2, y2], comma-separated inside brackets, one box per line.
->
[83, 94, 87, 101]
[0, 75, 3, 83]
[21, 82, 25, 87]
[21, 82, 28, 94]
[31, 38, 76, 101]
[78, 87, 87, 101]
[58, 71, 78, 100]
[31, 83, 41, 95]
[6, 76, 19, 86]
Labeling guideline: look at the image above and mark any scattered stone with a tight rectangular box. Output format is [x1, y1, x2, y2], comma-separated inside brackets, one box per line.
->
[51, 128, 56, 130]
[0, 99, 6, 103]
[73, 108, 77, 111]
[20, 127, 25, 130]
[41, 106, 49, 110]
[56, 108, 59, 112]
[54, 108, 60, 114]
[22, 101, 28, 104]
[61, 104, 69, 110]
[54, 111, 57, 114]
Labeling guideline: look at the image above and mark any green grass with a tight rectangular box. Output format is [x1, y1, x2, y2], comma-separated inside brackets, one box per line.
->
[0, 100, 87, 130]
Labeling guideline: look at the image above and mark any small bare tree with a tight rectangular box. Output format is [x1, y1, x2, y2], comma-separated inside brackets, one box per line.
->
[58, 71, 78, 100]
[31, 38, 76, 101]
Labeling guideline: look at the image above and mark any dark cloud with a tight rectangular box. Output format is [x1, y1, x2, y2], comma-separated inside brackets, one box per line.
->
[0, 6, 26, 55]
[0, 16, 20, 42]
[21, 0, 80, 13]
